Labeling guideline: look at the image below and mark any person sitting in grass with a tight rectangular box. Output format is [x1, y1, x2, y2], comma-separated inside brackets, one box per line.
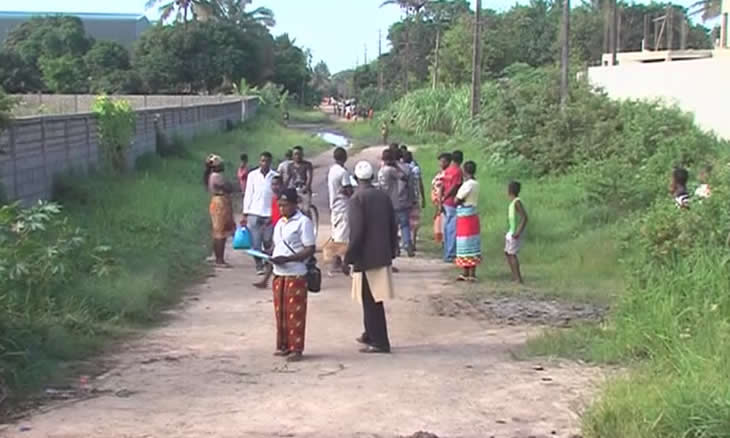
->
[695, 164, 712, 199]
[671, 167, 691, 209]
[505, 181, 528, 284]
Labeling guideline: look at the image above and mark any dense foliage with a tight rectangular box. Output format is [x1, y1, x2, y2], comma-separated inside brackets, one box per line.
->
[0, 9, 330, 103]
[345, 0, 712, 106]
[92, 96, 136, 172]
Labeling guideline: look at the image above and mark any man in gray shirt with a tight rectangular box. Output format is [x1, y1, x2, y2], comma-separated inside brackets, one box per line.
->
[378, 148, 414, 257]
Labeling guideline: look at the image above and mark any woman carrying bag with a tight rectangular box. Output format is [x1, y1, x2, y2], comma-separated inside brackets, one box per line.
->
[269, 188, 316, 362]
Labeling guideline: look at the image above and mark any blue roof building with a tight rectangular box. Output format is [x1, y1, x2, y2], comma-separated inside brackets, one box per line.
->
[0, 11, 152, 48]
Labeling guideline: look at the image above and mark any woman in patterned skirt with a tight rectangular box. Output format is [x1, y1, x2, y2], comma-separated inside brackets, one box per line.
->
[205, 154, 235, 267]
[454, 161, 481, 281]
[269, 188, 316, 362]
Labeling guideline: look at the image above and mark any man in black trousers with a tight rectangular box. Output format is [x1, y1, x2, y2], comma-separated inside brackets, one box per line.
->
[345, 160, 399, 354]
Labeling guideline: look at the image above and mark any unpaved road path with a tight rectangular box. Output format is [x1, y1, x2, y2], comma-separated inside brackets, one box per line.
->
[4, 144, 601, 438]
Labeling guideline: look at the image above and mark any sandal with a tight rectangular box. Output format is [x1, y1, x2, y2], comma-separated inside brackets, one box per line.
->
[457, 275, 469, 282]
[359, 345, 390, 354]
[273, 350, 290, 357]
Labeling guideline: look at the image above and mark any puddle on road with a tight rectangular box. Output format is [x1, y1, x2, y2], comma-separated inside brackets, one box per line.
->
[317, 131, 351, 148]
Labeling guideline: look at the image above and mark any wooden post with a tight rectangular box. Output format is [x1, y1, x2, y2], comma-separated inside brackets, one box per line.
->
[64, 118, 70, 170]
[666, 7, 673, 52]
[9, 124, 18, 199]
[654, 15, 660, 50]
[643, 15, 649, 51]
[611, 0, 619, 65]
[617, 7, 622, 52]
[560, 0, 570, 109]
[40, 117, 49, 194]
[681, 12, 688, 50]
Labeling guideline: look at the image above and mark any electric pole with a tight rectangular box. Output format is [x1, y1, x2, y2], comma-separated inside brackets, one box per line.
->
[470, 0, 482, 118]
[560, 0, 570, 109]
[378, 29, 384, 91]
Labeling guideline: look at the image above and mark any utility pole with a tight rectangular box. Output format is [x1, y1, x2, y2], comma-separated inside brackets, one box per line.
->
[611, 0, 618, 65]
[378, 29, 384, 91]
[364, 44, 368, 65]
[560, 0, 570, 110]
[470, 0, 482, 118]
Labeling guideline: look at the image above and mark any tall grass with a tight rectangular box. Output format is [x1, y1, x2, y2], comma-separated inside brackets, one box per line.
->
[1, 109, 328, 404]
[348, 64, 730, 437]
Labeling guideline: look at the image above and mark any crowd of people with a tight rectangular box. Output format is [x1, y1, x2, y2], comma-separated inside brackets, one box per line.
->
[202, 140, 534, 362]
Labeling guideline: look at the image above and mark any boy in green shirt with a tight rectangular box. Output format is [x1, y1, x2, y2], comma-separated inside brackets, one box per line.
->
[505, 181, 528, 284]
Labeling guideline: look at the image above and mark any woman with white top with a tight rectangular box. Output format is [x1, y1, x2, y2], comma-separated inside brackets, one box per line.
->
[454, 161, 481, 282]
[269, 188, 316, 362]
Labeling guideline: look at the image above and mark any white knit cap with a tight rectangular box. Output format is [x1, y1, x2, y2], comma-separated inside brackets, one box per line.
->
[354, 160, 374, 180]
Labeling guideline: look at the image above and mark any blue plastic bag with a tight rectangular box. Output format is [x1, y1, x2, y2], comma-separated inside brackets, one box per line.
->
[233, 226, 251, 250]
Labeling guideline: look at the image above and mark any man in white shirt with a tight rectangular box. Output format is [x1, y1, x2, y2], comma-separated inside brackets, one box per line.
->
[242, 151, 278, 274]
[277, 149, 293, 177]
[324, 147, 353, 276]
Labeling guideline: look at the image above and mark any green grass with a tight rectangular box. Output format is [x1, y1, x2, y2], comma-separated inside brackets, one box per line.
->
[1, 110, 328, 404]
[288, 106, 330, 124]
[346, 92, 730, 437]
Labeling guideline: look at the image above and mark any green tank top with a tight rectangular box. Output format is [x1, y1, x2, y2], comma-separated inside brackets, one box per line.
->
[508, 198, 521, 234]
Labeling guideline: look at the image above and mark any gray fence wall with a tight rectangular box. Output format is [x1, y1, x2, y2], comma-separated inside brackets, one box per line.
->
[11, 94, 245, 117]
[0, 97, 259, 204]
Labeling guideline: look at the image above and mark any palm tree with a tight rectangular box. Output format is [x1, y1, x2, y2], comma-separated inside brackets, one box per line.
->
[689, 0, 722, 21]
[214, 0, 276, 27]
[146, 0, 194, 23]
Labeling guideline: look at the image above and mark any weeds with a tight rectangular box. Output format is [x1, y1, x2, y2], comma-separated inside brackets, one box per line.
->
[0, 109, 328, 405]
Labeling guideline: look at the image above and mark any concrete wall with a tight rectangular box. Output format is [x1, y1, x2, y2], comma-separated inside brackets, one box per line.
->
[0, 97, 259, 203]
[11, 94, 244, 117]
[588, 57, 730, 140]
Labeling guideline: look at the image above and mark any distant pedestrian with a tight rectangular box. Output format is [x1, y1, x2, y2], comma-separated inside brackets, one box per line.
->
[381, 121, 389, 145]
[243, 152, 278, 275]
[454, 161, 481, 281]
[440, 150, 464, 262]
[205, 154, 235, 267]
[670, 167, 690, 209]
[270, 188, 316, 362]
[346, 161, 398, 354]
[505, 181, 528, 284]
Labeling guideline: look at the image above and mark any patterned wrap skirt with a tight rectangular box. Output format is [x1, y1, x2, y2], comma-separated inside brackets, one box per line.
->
[272, 276, 308, 353]
[209, 194, 235, 240]
[455, 205, 482, 268]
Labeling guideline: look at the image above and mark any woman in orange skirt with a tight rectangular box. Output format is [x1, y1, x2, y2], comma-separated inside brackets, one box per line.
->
[205, 154, 235, 267]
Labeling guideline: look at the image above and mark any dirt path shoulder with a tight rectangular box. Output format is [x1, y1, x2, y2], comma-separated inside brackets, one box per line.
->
[3, 146, 601, 438]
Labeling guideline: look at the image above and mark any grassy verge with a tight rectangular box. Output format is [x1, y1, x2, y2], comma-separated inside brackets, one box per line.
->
[1, 109, 328, 408]
[289, 106, 330, 124]
[346, 67, 730, 437]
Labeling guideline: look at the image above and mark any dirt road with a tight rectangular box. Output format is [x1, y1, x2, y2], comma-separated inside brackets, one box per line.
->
[4, 145, 601, 438]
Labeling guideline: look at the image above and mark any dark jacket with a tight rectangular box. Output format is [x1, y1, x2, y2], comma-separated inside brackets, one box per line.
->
[345, 183, 398, 272]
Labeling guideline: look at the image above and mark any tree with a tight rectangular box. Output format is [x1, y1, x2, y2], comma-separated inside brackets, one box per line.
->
[3, 16, 93, 93]
[85, 41, 131, 79]
[213, 0, 276, 27]
[40, 55, 89, 94]
[146, 0, 200, 23]
[272, 34, 310, 98]
[423, 0, 470, 88]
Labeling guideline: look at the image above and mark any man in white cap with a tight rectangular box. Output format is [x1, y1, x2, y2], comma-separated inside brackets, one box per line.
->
[345, 160, 398, 353]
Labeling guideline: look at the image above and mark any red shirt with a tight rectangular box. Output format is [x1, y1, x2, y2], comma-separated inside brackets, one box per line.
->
[237, 166, 249, 193]
[441, 165, 463, 207]
[270, 195, 281, 225]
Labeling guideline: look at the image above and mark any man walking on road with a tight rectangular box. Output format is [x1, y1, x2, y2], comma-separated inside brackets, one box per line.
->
[242, 152, 278, 275]
[346, 161, 398, 354]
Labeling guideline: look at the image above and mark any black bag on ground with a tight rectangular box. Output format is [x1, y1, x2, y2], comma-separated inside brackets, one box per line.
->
[305, 257, 322, 293]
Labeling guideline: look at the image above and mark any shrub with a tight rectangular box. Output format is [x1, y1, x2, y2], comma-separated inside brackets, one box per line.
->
[92, 96, 136, 172]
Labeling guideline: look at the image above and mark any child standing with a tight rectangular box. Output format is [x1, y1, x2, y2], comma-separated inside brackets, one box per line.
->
[505, 181, 528, 284]
[671, 167, 690, 209]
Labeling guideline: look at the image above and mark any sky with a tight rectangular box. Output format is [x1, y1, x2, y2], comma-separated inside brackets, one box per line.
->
[3, 0, 712, 73]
